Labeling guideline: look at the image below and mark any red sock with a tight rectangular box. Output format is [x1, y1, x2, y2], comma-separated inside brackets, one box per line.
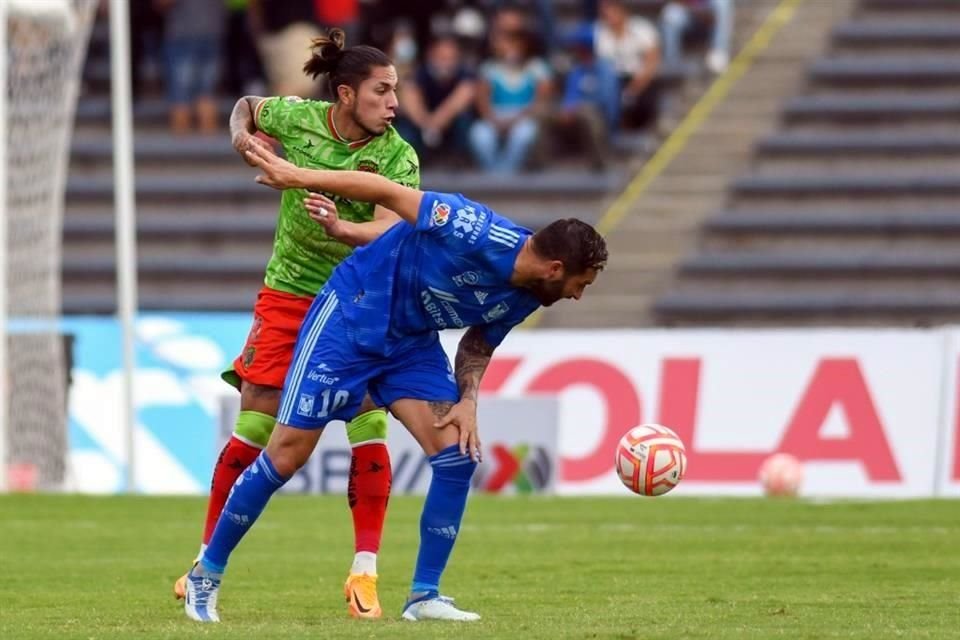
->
[348, 443, 392, 554]
[202, 436, 262, 544]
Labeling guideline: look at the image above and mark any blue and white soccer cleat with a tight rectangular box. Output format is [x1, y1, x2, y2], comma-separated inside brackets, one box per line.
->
[183, 567, 222, 623]
[401, 591, 480, 621]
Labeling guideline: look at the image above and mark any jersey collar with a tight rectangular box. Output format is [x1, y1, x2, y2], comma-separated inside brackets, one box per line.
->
[327, 107, 374, 150]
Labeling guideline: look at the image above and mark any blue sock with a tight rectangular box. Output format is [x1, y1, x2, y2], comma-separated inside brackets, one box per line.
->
[411, 445, 477, 594]
[200, 452, 288, 573]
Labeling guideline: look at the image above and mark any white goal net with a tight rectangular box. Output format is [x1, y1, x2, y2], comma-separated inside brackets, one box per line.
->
[1, 0, 97, 491]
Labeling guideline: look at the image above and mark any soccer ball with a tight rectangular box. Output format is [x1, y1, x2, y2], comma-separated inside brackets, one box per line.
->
[759, 453, 803, 497]
[615, 424, 687, 496]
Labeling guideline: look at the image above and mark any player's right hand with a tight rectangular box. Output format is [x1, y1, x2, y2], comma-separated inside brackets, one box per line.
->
[234, 132, 275, 167]
[304, 192, 344, 236]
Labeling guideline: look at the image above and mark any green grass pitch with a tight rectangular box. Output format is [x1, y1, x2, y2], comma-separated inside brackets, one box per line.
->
[1, 494, 957, 639]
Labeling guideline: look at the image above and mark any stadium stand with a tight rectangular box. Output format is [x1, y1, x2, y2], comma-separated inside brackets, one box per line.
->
[650, 0, 960, 326]
[64, 0, 710, 313]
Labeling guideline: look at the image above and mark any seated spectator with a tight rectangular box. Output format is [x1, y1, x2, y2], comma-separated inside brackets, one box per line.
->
[156, 0, 226, 135]
[396, 35, 477, 163]
[595, 0, 661, 129]
[248, 0, 322, 97]
[469, 28, 552, 173]
[548, 24, 620, 171]
[661, 0, 733, 74]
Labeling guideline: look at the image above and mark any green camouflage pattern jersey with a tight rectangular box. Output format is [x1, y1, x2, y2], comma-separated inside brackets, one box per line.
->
[255, 97, 420, 297]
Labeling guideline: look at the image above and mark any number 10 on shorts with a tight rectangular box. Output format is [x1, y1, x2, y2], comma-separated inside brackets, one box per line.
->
[298, 389, 350, 418]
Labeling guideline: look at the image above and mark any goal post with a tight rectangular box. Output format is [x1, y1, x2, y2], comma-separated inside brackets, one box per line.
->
[0, 0, 98, 492]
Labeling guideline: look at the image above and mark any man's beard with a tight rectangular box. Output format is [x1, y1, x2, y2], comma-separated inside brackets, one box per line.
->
[529, 278, 565, 306]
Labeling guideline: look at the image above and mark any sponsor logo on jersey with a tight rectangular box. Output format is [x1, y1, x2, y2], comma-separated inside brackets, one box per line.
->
[474, 290, 489, 305]
[483, 301, 510, 322]
[451, 205, 488, 244]
[421, 289, 464, 328]
[307, 369, 340, 385]
[453, 271, 481, 287]
[357, 160, 380, 174]
[431, 201, 451, 227]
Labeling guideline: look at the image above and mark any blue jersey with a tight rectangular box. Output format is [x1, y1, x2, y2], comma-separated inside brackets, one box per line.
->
[328, 191, 541, 356]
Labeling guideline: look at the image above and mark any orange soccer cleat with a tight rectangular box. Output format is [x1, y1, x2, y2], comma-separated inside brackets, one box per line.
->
[344, 573, 382, 619]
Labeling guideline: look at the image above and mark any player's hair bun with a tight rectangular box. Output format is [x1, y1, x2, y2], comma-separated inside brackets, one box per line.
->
[303, 28, 347, 79]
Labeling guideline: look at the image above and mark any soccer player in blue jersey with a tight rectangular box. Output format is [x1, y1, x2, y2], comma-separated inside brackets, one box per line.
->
[183, 144, 607, 623]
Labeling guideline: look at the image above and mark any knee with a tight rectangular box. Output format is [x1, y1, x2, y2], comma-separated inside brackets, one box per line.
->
[470, 121, 496, 147]
[264, 430, 314, 477]
[240, 381, 282, 415]
[511, 118, 539, 144]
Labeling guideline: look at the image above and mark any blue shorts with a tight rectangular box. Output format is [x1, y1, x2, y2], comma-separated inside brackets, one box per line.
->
[276, 288, 460, 430]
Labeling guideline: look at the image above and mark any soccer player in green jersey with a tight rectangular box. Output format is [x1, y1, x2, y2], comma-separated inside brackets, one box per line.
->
[174, 29, 418, 619]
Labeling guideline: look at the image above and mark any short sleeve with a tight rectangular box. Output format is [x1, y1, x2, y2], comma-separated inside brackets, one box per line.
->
[631, 18, 659, 49]
[416, 191, 494, 251]
[254, 95, 311, 142]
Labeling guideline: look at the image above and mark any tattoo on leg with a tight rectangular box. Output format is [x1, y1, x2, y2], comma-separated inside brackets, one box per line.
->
[429, 401, 454, 420]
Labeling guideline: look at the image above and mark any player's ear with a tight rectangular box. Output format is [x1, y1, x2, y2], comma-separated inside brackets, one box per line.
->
[547, 260, 564, 279]
[337, 83, 355, 106]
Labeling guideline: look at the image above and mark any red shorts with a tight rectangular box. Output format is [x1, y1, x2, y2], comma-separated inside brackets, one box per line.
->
[225, 286, 315, 390]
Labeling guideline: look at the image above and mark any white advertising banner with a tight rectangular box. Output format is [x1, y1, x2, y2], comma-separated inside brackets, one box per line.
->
[937, 330, 960, 497]
[443, 330, 945, 497]
[56, 315, 953, 498]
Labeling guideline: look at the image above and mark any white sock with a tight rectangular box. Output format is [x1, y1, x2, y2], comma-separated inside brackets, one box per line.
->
[194, 543, 207, 564]
[351, 551, 377, 575]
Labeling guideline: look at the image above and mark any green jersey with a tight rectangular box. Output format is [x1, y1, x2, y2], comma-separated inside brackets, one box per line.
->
[254, 97, 420, 297]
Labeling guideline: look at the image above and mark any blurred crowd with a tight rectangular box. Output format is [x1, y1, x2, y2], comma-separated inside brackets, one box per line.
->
[128, 0, 733, 172]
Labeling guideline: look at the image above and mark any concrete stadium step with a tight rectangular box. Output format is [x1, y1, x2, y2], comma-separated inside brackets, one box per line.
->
[730, 194, 960, 213]
[809, 57, 960, 87]
[64, 168, 625, 204]
[71, 131, 235, 165]
[752, 158, 960, 176]
[755, 130, 960, 154]
[63, 254, 269, 279]
[75, 96, 238, 127]
[676, 250, 960, 278]
[732, 174, 960, 199]
[861, 0, 960, 11]
[62, 287, 262, 314]
[703, 209, 960, 238]
[62, 201, 577, 235]
[782, 93, 960, 124]
[832, 21, 960, 48]
[653, 288, 960, 326]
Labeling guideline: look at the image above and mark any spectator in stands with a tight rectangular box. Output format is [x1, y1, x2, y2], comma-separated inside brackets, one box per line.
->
[595, 0, 661, 129]
[222, 0, 266, 96]
[157, 0, 226, 135]
[548, 24, 619, 171]
[130, 0, 165, 101]
[469, 27, 552, 173]
[660, 0, 733, 74]
[396, 35, 477, 163]
[248, 0, 322, 97]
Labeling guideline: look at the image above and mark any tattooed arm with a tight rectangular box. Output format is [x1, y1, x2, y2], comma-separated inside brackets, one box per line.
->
[433, 327, 495, 462]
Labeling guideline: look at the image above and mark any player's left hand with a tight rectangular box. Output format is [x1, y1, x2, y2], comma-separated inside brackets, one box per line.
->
[247, 145, 303, 190]
[304, 192, 344, 236]
[434, 399, 482, 463]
